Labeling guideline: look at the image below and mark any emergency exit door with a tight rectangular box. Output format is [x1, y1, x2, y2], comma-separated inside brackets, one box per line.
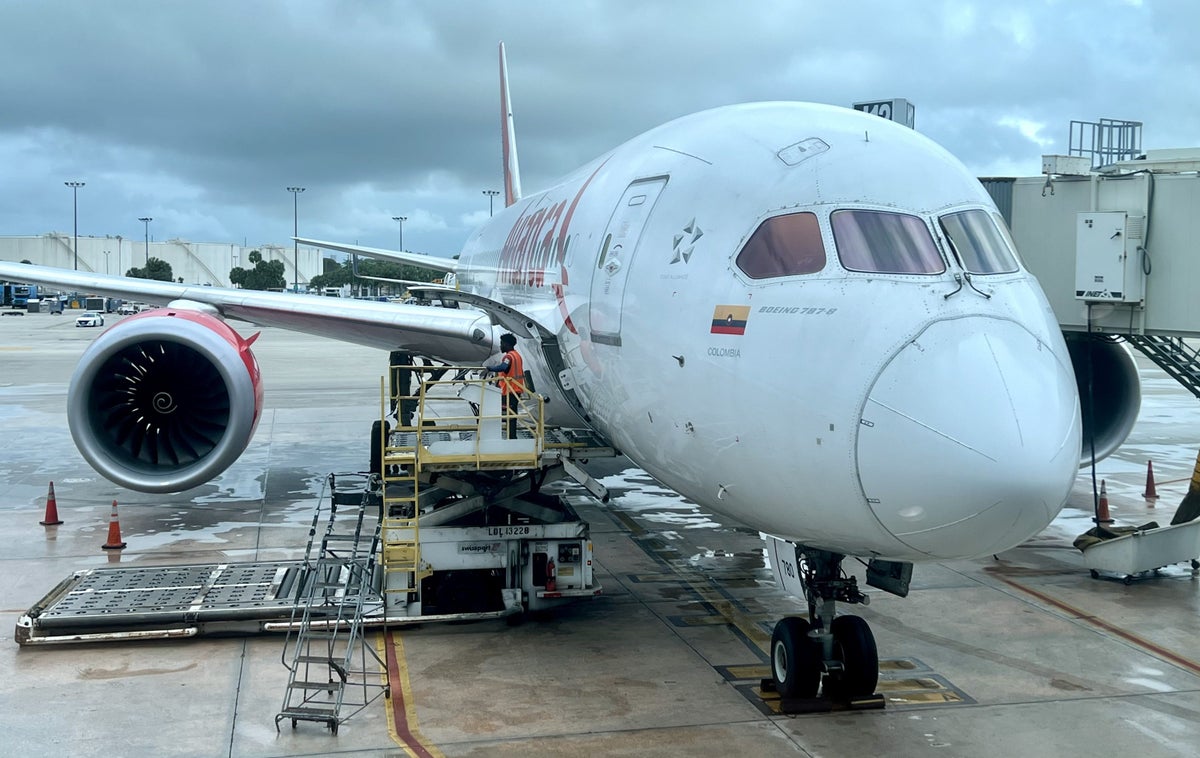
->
[588, 177, 667, 346]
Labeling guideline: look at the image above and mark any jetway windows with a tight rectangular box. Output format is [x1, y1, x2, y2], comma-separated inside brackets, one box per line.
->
[735, 212, 826, 279]
[939, 209, 1019, 275]
[832, 210, 945, 274]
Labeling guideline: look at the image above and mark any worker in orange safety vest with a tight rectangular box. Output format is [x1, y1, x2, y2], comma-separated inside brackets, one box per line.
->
[486, 333, 525, 438]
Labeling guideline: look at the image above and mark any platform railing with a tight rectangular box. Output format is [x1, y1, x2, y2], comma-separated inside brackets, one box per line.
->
[381, 365, 545, 473]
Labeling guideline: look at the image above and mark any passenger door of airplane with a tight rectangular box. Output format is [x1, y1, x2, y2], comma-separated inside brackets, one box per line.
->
[588, 177, 667, 346]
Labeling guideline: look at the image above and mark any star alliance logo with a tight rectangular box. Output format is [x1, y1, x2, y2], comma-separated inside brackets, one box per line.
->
[670, 219, 703, 264]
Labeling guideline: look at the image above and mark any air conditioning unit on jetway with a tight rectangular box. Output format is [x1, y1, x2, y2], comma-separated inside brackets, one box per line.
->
[1074, 211, 1146, 304]
[1041, 154, 1092, 176]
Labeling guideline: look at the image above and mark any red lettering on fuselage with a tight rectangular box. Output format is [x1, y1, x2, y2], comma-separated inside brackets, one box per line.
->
[496, 160, 608, 333]
[498, 160, 606, 290]
[499, 202, 561, 288]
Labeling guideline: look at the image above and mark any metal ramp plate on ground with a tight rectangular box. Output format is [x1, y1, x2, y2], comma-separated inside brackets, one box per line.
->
[16, 561, 311, 645]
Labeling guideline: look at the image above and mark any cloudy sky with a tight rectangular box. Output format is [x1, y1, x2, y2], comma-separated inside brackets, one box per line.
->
[1, 0, 1194, 259]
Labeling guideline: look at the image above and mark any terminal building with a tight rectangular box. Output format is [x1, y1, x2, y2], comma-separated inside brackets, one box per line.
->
[0, 233, 322, 290]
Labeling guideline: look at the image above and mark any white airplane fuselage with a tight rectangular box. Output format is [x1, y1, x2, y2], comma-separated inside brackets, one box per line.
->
[0, 100, 1084, 569]
[457, 102, 1082, 563]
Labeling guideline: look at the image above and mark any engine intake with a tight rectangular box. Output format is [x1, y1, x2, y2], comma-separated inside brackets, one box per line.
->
[1063, 332, 1141, 466]
[68, 310, 263, 493]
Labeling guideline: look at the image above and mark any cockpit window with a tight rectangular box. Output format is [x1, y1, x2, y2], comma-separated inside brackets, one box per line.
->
[831, 210, 945, 274]
[735, 212, 826, 279]
[939, 209, 1020, 274]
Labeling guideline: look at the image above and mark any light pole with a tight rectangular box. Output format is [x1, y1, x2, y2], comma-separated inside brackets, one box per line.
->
[102, 250, 110, 274]
[483, 189, 499, 217]
[138, 217, 152, 267]
[115, 235, 122, 275]
[65, 181, 85, 270]
[391, 215, 407, 251]
[287, 187, 305, 292]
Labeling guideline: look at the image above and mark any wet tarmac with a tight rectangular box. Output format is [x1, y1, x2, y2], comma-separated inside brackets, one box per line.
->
[2, 309, 1200, 757]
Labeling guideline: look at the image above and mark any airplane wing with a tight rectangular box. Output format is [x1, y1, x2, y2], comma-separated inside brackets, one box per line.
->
[0, 261, 495, 361]
[404, 284, 551, 340]
[294, 238, 458, 275]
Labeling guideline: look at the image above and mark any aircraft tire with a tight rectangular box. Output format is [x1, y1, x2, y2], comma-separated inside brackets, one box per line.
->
[829, 615, 878, 697]
[370, 419, 390, 476]
[771, 617, 820, 699]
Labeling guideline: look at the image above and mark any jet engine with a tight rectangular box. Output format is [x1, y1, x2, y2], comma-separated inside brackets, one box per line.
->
[1063, 332, 1141, 466]
[67, 309, 264, 493]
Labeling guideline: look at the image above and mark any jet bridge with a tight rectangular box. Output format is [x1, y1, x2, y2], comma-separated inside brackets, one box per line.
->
[993, 141, 1200, 399]
[989, 133, 1200, 579]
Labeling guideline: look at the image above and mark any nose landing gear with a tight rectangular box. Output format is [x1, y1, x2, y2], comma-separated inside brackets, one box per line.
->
[767, 547, 884, 710]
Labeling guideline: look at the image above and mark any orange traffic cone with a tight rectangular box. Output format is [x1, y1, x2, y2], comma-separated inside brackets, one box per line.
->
[39, 481, 63, 526]
[102, 500, 127, 550]
[1143, 460, 1158, 503]
[1095, 480, 1114, 524]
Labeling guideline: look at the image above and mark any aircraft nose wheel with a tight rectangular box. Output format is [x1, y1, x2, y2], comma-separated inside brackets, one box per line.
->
[826, 614, 878, 698]
[768, 546, 885, 706]
[770, 617, 821, 698]
[770, 614, 879, 700]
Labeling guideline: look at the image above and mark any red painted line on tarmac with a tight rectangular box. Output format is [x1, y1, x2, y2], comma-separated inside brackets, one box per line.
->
[998, 576, 1200, 677]
[384, 629, 440, 758]
[1156, 476, 1190, 486]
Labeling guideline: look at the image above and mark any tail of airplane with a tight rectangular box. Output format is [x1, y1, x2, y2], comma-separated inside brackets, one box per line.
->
[499, 42, 522, 207]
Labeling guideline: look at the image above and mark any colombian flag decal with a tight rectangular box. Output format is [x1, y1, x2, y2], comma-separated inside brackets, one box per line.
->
[711, 305, 750, 335]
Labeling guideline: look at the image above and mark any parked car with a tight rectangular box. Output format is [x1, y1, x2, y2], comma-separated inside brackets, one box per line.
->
[75, 311, 104, 327]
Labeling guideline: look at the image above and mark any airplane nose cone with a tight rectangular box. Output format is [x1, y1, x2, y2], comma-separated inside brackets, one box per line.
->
[857, 317, 1081, 559]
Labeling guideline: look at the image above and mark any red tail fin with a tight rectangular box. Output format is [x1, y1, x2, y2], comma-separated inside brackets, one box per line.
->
[499, 42, 522, 208]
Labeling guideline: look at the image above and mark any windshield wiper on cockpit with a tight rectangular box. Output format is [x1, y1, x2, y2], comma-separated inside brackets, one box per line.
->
[938, 227, 991, 300]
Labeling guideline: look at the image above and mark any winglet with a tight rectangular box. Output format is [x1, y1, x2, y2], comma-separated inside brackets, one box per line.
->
[499, 42, 522, 207]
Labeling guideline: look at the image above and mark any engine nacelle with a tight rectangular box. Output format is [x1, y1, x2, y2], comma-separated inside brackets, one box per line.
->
[68, 309, 264, 493]
[1063, 332, 1141, 466]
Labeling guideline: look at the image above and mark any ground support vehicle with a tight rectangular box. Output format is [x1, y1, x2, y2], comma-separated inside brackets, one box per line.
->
[372, 365, 612, 621]
[16, 368, 611, 647]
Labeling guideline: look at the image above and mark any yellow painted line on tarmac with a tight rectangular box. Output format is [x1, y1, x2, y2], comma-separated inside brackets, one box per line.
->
[688, 586, 772, 650]
[875, 677, 948, 693]
[885, 691, 964, 705]
[725, 664, 770, 680]
[625, 573, 687, 583]
[0, 346, 33, 351]
[379, 631, 445, 758]
[674, 614, 740, 627]
[611, 510, 772, 652]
